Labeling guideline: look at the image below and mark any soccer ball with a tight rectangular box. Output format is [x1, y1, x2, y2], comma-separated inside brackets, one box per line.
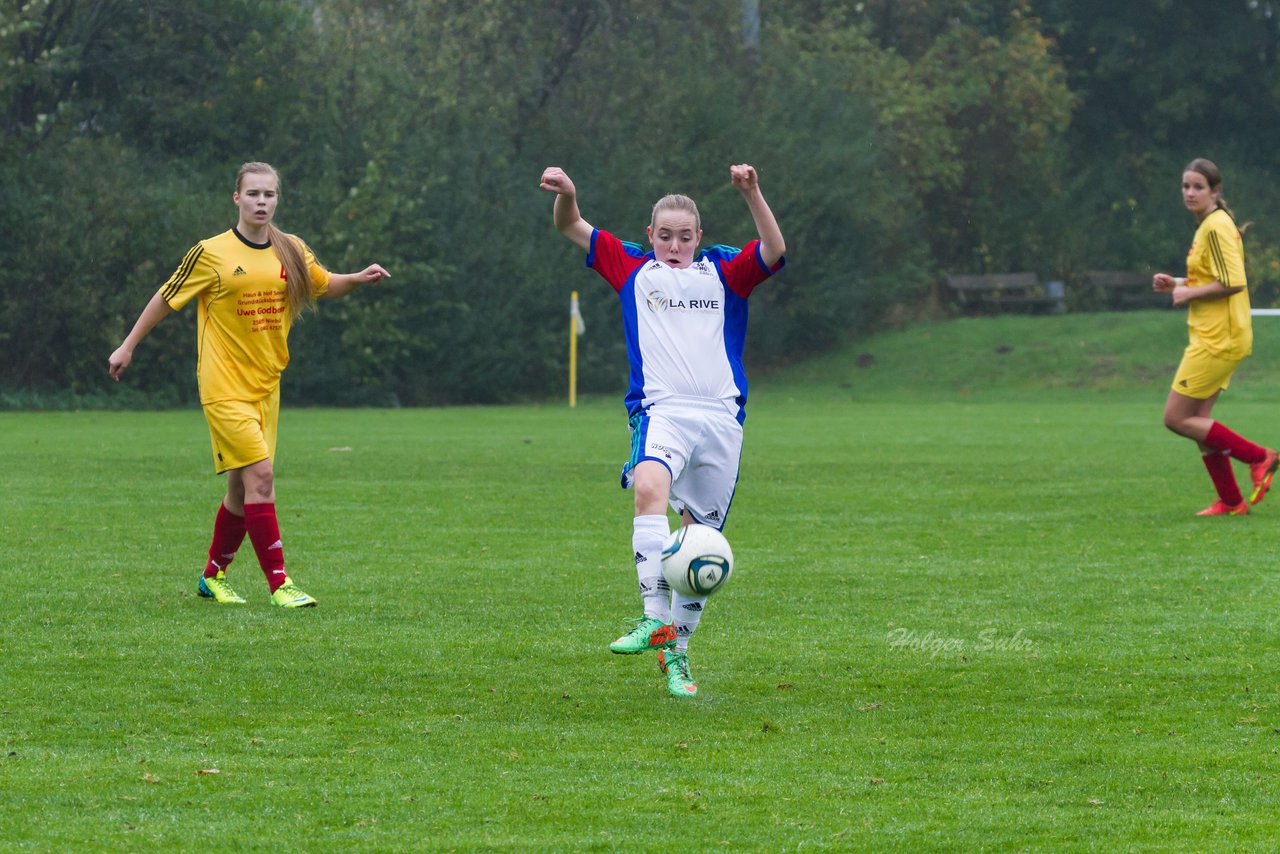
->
[661, 524, 734, 597]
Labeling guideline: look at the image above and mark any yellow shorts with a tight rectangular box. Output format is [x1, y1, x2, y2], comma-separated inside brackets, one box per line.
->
[1171, 345, 1241, 399]
[203, 387, 280, 474]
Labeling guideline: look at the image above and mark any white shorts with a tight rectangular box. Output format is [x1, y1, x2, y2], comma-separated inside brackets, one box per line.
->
[620, 399, 743, 529]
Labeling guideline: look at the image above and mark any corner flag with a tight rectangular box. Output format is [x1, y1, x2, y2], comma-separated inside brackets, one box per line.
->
[569, 291, 584, 407]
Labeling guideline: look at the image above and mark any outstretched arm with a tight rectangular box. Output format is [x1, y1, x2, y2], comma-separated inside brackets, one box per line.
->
[730, 164, 785, 268]
[108, 291, 173, 381]
[540, 166, 595, 253]
[321, 264, 391, 300]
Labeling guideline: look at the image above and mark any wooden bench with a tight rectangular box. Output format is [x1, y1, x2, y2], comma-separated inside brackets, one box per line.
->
[1083, 270, 1166, 310]
[945, 272, 1063, 314]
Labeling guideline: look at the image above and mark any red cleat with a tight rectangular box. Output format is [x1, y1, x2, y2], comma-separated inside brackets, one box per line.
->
[1249, 449, 1279, 505]
[1197, 500, 1249, 517]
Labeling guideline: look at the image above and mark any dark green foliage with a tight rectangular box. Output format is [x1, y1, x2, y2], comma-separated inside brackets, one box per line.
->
[1035, 0, 1280, 288]
[4, 0, 1279, 406]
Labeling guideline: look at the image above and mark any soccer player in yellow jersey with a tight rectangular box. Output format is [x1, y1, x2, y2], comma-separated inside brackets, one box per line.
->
[108, 162, 390, 606]
[1153, 158, 1277, 516]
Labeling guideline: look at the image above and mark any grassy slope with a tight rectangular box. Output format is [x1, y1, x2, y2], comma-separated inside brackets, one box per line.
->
[763, 309, 1280, 402]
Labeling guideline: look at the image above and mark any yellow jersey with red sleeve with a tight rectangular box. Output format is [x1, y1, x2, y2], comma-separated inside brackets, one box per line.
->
[1186, 207, 1251, 359]
[158, 228, 331, 403]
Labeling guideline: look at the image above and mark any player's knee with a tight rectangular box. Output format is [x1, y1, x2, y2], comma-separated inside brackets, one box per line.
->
[225, 478, 246, 507]
[633, 478, 668, 514]
[1163, 412, 1191, 435]
[242, 464, 274, 501]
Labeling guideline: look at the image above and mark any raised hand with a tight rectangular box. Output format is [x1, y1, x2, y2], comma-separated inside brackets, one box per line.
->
[730, 164, 758, 193]
[540, 166, 577, 197]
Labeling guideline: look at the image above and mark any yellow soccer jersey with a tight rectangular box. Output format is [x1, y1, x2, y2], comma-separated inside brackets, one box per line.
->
[1186, 207, 1251, 359]
[159, 228, 330, 403]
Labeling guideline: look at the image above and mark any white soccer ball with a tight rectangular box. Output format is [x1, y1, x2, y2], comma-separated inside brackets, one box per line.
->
[661, 524, 734, 598]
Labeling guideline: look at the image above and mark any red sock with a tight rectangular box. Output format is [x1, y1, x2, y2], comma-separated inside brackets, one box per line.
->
[244, 502, 288, 593]
[1205, 421, 1267, 464]
[203, 503, 247, 578]
[1202, 450, 1244, 505]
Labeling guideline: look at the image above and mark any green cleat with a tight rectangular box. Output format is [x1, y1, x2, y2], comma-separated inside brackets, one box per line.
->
[197, 571, 246, 604]
[270, 577, 317, 608]
[660, 649, 698, 697]
[609, 616, 676, 654]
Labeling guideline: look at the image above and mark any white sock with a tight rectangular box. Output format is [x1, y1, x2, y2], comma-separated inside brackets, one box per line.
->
[632, 514, 671, 622]
[671, 591, 707, 652]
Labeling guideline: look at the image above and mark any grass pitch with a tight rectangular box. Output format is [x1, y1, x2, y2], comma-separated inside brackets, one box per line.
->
[3, 312, 1279, 849]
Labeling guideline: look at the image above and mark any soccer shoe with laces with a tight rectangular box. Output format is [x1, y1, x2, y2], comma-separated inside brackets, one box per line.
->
[609, 616, 676, 654]
[1249, 449, 1280, 505]
[1197, 499, 1249, 517]
[197, 571, 246, 604]
[659, 649, 698, 697]
[270, 577, 317, 608]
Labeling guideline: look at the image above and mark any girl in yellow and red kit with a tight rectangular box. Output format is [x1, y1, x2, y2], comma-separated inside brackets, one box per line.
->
[1153, 158, 1277, 516]
[109, 162, 390, 606]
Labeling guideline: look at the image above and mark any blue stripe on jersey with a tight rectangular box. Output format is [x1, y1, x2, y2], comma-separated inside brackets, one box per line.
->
[708, 246, 752, 424]
[722, 285, 750, 424]
[618, 267, 651, 418]
[586, 229, 653, 416]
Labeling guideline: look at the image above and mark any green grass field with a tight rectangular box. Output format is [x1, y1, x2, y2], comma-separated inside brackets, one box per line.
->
[4, 312, 1279, 850]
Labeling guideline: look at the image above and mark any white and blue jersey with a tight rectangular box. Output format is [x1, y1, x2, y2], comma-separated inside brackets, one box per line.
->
[586, 229, 785, 424]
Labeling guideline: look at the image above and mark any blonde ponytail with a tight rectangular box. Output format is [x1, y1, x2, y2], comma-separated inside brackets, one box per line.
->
[266, 223, 315, 319]
[235, 161, 321, 319]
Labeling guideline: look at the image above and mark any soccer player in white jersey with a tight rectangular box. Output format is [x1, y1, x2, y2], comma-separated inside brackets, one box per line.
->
[540, 164, 786, 697]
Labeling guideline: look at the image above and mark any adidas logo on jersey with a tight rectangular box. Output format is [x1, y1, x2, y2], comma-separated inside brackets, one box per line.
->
[233, 265, 247, 276]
